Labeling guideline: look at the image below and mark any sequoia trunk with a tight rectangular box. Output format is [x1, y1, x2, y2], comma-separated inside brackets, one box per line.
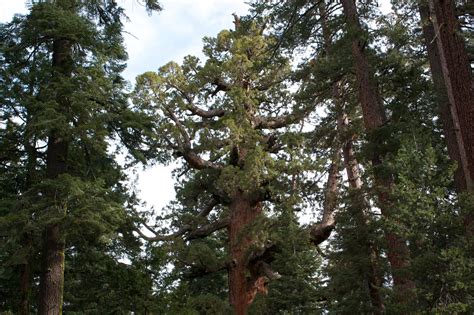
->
[228, 191, 262, 315]
[340, 0, 415, 299]
[428, 0, 474, 191]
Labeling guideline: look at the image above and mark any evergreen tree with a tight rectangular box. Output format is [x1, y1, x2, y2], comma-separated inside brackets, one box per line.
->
[133, 17, 319, 314]
[250, 0, 474, 312]
[0, 1, 160, 313]
[1, 0, 473, 313]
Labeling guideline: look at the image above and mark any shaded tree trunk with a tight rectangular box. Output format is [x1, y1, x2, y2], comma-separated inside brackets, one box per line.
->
[340, 0, 415, 300]
[418, 2, 468, 193]
[427, 0, 474, 234]
[19, 116, 37, 315]
[228, 191, 263, 315]
[19, 236, 32, 315]
[338, 110, 385, 314]
[308, 1, 342, 247]
[316, 3, 385, 309]
[38, 34, 72, 315]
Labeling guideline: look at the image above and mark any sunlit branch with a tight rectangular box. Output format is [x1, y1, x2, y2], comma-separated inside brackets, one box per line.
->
[163, 106, 223, 170]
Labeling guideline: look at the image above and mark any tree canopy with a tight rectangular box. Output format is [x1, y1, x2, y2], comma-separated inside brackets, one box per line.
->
[0, 0, 473, 314]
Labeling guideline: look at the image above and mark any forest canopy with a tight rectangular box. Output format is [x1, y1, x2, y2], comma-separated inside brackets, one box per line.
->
[0, 0, 473, 314]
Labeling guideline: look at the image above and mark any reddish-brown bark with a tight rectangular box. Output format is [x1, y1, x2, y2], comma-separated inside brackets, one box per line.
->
[428, 0, 474, 234]
[228, 191, 263, 315]
[418, 2, 467, 192]
[340, 0, 415, 299]
[428, 0, 474, 191]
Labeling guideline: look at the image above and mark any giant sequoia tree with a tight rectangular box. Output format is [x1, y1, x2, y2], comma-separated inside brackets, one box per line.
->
[133, 19, 317, 314]
[1, 0, 473, 314]
[421, 0, 474, 235]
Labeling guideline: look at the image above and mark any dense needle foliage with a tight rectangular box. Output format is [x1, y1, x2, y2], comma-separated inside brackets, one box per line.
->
[0, 0, 472, 314]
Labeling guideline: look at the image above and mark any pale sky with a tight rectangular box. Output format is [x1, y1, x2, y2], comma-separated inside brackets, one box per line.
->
[0, 0, 391, 216]
[0, 0, 250, 212]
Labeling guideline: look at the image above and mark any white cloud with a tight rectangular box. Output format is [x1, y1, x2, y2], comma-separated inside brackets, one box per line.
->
[0, 0, 251, 213]
[121, 0, 249, 81]
[120, 0, 250, 213]
[0, 1, 28, 22]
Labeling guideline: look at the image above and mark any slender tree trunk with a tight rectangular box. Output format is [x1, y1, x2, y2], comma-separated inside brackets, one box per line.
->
[340, 0, 415, 300]
[308, 1, 342, 247]
[228, 191, 262, 315]
[316, 3, 385, 309]
[38, 34, 72, 315]
[418, 2, 467, 192]
[338, 110, 385, 314]
[19, 113, 37, 315]
[428, 0, 474, 234]
[19, 263, 30, 315]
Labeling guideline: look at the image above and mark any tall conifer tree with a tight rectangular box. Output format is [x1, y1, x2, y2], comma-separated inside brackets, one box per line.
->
[0, 1, 160, 313]
[133, 18, 318, 314]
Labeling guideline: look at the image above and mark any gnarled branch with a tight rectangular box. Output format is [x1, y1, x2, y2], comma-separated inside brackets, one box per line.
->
[163, 106, 223, 170]
[309, 148, 341, 246]
[135, 198, 227, 242]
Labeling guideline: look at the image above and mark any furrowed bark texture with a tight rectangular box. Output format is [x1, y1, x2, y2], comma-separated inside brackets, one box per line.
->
[418, 2, 467, 192]
[428, 0, 474, 192]
[38, 34, 72, 315]
[340, 0, 415, 299]
[428, 0, 474, 234]
[228, 191, 263, 315]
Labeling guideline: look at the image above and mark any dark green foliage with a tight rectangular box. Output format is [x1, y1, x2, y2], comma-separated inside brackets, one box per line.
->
[250, 0, 474, 313]
[249, 210, 324, 314]
[0, 0, 161, 313]
[1, 0, 473, 313]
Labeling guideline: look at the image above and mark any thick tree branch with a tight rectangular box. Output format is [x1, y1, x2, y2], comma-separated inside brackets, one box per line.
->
[168, 82, 226, 118]
[135, 198, 227, 242]
[163, 106, 223, 170]
[186, 105, 226, 118]
[253, 112, 301, 129]
[253, 95, 322, 130]
[210, 78, 231, 96]
[309, 148, 341, 246]
[187, 216, 231, 240]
